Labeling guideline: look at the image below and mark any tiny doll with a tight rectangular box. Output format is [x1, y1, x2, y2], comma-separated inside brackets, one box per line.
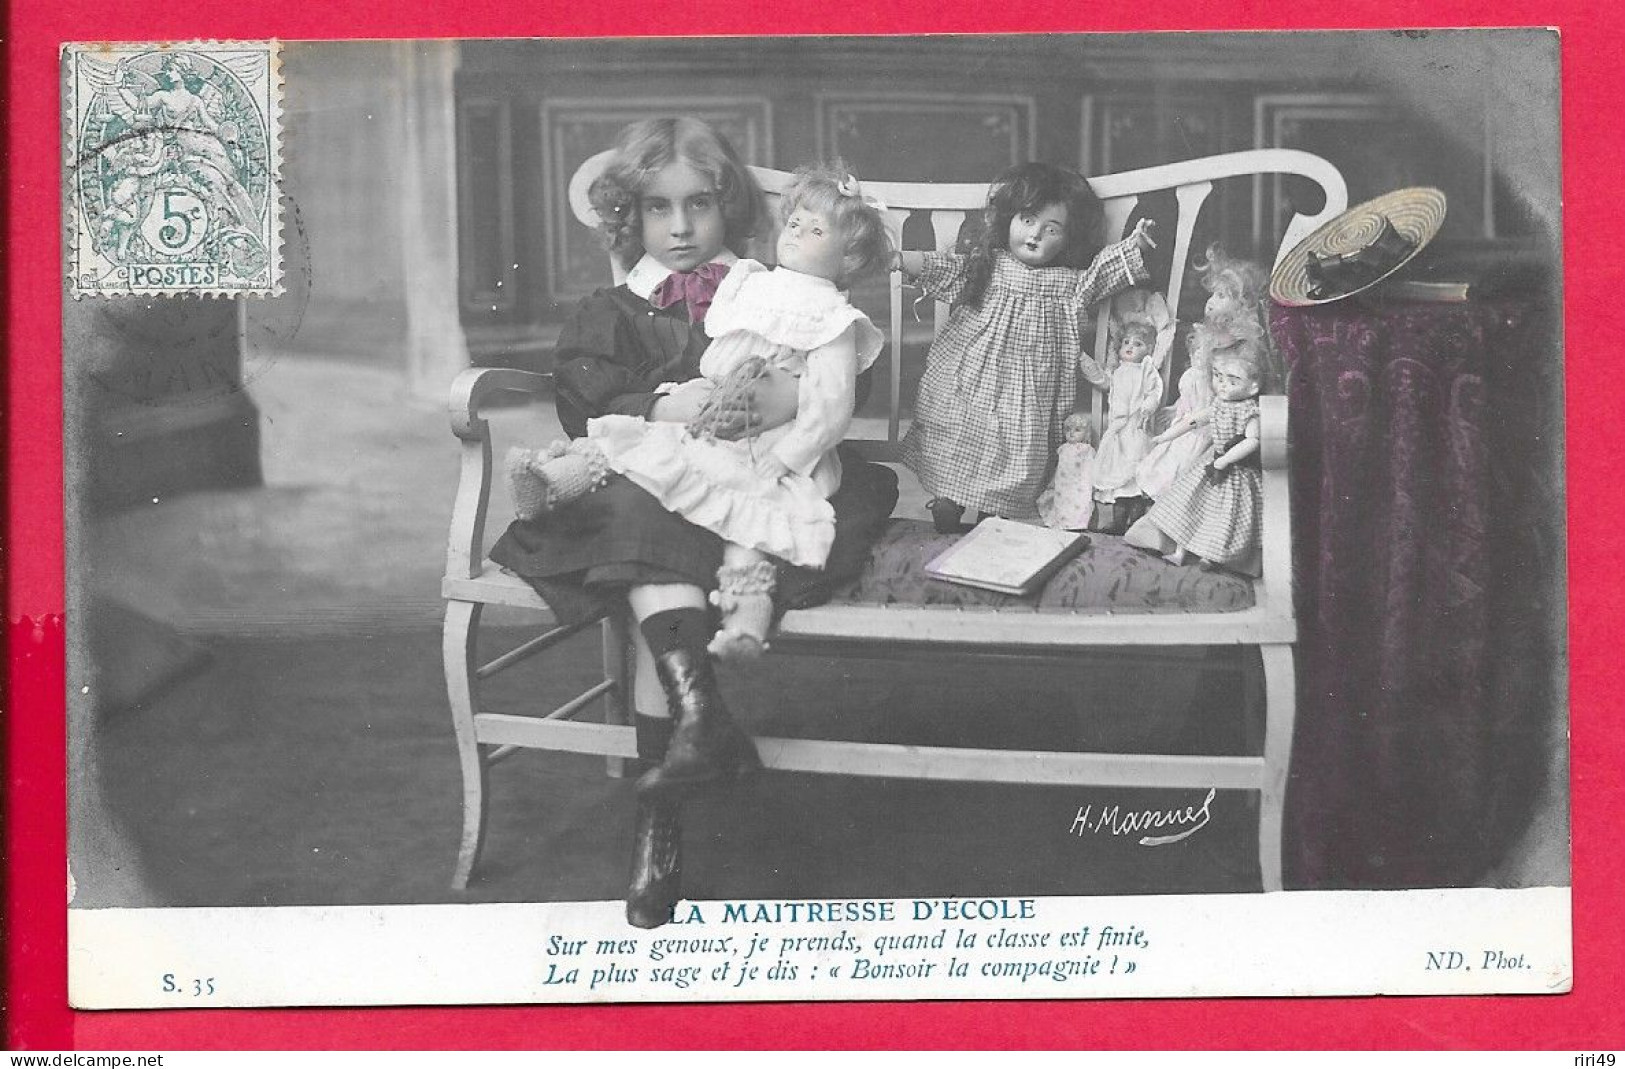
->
[1037, 412, 1099, 531]
[894, 160, 1157, 532]
[1091, 291, 1173, 519]
[507, 165, 891, 660]
[1125, 343, 1266, 575]
[1138, 244, 1272, 499]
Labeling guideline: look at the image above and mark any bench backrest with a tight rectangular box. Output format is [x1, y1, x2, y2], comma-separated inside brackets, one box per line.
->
[567, 149, 1346, 461]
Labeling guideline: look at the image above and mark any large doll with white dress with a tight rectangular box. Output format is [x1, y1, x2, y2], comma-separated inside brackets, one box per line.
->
[509, 165, 891, 660]
[1090, 290, 1174, 520]
[1138, 245, 1272, 500]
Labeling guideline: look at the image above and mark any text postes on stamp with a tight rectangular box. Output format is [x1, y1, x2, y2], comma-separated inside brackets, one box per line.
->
[64, 42, 283, 298]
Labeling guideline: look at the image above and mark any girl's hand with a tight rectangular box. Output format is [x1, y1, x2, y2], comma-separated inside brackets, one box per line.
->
[1130, 218, 1159, 252]
[754, 454, 792, 481]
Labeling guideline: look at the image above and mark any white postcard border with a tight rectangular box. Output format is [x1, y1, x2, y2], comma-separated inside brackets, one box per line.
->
[68, 887, 1572, 1008]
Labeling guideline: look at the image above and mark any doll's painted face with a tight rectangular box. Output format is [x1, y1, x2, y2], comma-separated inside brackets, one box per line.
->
[778, 207, 848, 282]
[639, 162, 727, 273]
[1117, 328, 1155, 365]
[1061, 413, 1093, 444]
[1211, 359, 1261, 402]
[1007, 202, 1070, 268]
[1205, 287, 1245, 322]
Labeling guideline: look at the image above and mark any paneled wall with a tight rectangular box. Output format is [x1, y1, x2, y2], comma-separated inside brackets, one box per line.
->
[456, 32, 1555, 365]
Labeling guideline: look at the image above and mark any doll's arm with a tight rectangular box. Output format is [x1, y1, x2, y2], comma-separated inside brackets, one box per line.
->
[1211, 414, 1262, 472]
[1073, 235, 1150, 309]
[896, 251, 928, 278]
[1151, 405, 1211, 444]
[1134, 373, 1165, 423]
[913, 251, 973, 304]
[768, 326, 860, 478]
[1078, 351, 1109, 390]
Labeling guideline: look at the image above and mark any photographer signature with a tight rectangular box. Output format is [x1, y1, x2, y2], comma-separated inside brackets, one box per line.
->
[1069, 788, 1215, 846]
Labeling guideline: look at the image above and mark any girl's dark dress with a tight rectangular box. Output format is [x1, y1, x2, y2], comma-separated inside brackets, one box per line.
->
[489, 284, 898, 624]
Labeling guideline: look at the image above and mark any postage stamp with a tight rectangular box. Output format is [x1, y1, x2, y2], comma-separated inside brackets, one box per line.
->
[63, 41, 283, 297]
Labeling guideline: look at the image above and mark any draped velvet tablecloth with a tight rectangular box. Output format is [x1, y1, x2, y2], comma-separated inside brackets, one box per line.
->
[1273, 298, 1563, 889]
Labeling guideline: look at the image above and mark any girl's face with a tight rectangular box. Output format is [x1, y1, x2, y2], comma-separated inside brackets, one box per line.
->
[1007, 202, 1069, 268]
[639, 162, 727, 272]
[777, 207, 848, 282]
[1118, 332, 1153, 365]
[1211, 361, 1260, 402]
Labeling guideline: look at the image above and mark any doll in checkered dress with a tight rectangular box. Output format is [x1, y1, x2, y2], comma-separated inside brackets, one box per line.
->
[1125, 343, 1265, 575]
[895, 162, 1157, 532]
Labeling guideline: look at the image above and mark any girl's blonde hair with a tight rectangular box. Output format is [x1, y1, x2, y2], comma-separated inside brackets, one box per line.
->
[587, 117, 764, 269]
[780, 163, 893, 284]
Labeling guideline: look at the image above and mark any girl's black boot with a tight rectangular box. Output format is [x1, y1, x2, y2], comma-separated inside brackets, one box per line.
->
[626, 713, 682, 928]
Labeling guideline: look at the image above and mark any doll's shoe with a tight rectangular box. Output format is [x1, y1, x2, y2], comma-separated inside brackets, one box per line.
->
[927, 497, 966, 534]
[706, 560, 776, 663]
[505, 441, 610, 520]
[707, 627, 769, 662]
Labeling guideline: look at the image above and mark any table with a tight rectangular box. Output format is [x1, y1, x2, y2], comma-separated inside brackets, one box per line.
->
[1273, 296, 1563, 889]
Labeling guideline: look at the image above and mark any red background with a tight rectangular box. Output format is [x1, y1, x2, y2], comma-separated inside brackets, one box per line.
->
[7, 0, 1623, 1050]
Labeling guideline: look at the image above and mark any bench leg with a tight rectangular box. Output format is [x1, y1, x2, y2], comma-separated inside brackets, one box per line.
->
[444, 599, 488, 891]
[1257, 643, 1297, 892]
[603, 612, 634, 778]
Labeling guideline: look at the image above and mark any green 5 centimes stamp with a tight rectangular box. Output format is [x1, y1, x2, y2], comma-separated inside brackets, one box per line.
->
[64, 42, 283, 297]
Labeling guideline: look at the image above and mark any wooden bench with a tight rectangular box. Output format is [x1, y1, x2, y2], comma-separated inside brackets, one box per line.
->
[444, 149, 1348, 894]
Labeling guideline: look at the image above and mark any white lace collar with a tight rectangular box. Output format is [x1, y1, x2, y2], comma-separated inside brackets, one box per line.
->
[624, 250, 739, 301]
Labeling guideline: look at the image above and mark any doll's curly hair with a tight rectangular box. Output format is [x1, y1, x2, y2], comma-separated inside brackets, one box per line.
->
[587, 118, 765, 270]
[1194, 244, 1280, 391]
[779, 162, 894, 285]
[957, 161, 1105, 308]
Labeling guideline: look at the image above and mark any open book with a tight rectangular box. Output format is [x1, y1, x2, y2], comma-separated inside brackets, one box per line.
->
[923, 517, 1091, 596]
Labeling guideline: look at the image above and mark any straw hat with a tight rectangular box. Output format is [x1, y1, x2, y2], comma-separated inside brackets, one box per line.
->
[1270, 187, 1448, 306]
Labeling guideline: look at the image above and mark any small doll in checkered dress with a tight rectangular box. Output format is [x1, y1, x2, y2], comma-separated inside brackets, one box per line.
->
[895, 162, 1157, 532]
[1126, 344, 1265, 575]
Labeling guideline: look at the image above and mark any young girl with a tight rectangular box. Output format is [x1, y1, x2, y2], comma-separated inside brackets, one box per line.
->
[1125, 344, 1266, 575]
[895, 161, 1156, 532]
[1137, 246, 1272, 500]
[486, 119, 898, 929]
[510, 165, 891, 661]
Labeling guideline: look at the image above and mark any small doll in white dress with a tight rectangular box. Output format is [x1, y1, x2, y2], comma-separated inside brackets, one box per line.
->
[1090, 290, 1174, 527]
[1037, 412, 1098, 531]
[1126, 344, 1265, 575]
[508, 165, 892, 660]
[1138, 245, 1273, 500]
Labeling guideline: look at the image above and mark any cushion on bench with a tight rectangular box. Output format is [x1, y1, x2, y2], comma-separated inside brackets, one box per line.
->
[827, 519, 1255, 614]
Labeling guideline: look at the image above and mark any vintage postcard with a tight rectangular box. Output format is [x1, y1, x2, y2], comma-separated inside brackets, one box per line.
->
[62, 30, 1570, 1009]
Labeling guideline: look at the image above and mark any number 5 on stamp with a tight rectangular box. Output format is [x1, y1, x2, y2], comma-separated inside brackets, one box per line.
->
[63, 41, 284, 297]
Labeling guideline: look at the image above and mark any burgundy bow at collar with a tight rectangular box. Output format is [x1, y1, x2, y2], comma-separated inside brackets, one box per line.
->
[649, 261, 730, 324]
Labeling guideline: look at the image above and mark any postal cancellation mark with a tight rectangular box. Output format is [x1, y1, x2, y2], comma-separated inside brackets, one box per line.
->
[63, 41, 283, 298]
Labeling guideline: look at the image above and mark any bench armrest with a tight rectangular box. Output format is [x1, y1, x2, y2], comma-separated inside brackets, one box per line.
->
[449, 367, 550, 441]
[446, 367, 551, 582]
[1256, 395, 1292, 618]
